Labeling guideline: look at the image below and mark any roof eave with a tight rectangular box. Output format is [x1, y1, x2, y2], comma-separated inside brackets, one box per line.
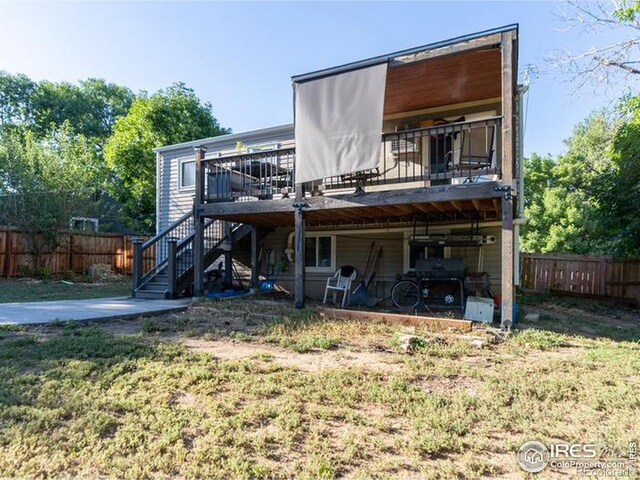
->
[291, 24, 518, 84]
[153, 123, 295, 154]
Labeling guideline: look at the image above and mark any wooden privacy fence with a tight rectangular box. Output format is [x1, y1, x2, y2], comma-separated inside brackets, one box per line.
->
[0, 228, 153, 277]
[521, 253, 640, 305]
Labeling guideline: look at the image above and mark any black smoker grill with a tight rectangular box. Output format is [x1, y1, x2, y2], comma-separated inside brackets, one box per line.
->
[415, 258, 466, 313]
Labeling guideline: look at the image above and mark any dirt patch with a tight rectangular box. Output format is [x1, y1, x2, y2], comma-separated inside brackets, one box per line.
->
[414, 375, 483, 397]
[523, 302, 640, 328]
[171, 391, 208, 415]
[182, 338, 403, 373]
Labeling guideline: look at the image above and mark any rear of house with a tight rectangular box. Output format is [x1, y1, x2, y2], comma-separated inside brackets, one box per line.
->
[138, 25, 523, 327]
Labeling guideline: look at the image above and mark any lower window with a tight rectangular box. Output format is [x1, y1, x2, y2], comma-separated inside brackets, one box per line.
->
[305, 235, 335, 271]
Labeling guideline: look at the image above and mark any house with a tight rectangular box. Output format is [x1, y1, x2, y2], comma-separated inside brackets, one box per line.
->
[132, 24, 523, 328]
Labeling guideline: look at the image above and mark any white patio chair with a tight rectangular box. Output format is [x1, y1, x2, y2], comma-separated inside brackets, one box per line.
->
[323, 266, 357, 308]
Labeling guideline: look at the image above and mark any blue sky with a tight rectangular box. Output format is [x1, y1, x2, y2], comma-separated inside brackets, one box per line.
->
[0, 1, 625, 156]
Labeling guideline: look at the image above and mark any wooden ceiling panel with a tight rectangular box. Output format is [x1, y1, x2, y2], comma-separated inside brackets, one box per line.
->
[212, 199, 501, 227]
[384, 49, 502, 116]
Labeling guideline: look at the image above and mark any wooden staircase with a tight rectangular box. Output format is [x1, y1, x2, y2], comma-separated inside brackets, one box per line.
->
[132, 213, 250, 299]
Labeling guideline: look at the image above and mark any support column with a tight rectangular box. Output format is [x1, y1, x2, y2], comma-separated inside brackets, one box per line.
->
[294, 184, 306, 309]
[193, 145, 207, 297]
[224, 222, 233, 287]
[250, 225, 259, 290]
[501, 30, 516, 185]
[500, 29, 517, 330]
[167, 236, 178, 299]
[131, 237, 144, 295]
[501, 194, 514, 330]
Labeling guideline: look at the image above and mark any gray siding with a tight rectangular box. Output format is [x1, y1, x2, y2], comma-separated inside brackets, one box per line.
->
[156, 125, 295, 233]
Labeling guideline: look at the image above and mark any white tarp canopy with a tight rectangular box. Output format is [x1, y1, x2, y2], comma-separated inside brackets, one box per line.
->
[294, 62, 388, 184]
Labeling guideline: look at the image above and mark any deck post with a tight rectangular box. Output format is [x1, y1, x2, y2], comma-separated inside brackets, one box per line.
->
[500, 29, 517, 330]
[250, 225, 259, 290]
[193, 145, 207, 297]
[131, 237, 143, 294]
[224, 222, 233, 287]
[294, 183, 306, 309]
[167, 236, 178, 299]
[501, 193, 514, 329]
[501, 30, 516, 186]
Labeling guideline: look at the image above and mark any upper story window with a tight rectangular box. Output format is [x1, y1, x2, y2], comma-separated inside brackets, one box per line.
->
[179, 159, 196, 190]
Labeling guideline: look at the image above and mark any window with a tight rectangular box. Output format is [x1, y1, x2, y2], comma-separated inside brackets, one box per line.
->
[305, 235, 335, 271]
[179, 159, 196, 189]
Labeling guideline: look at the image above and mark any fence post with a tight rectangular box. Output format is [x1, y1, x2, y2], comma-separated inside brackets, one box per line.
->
[132, 237, 144, 294]
[69, 233, 74, 273]
[121, 235, 127, 275]
[167, 237, 178, 299]
[4, 231, 11, 278]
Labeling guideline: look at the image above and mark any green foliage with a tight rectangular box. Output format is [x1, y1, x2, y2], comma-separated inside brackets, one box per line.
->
[0, 72, 228, 234]
[614, 0, 640, 22]
[0, 124, 103, 263]
[105, 83, 230, 233]
[596, 95, 640, 256]
[30, 78, 135, 141]
[521, 111, 640, 257]
[0, 72, 36, 126]
[0, 71, 134, 143]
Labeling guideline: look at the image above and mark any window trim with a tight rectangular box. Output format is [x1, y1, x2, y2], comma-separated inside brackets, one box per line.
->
[178, 157, 196, 191]
[304, 233, 336, 273]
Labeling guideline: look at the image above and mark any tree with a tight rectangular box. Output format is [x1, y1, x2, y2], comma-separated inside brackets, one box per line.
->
[0, 72, 135, 142]
[0, 124, 103, 269]
[554, 0, 640, 92]
[0, 72, 36, 127]
[31, 78, 135, 142]
[521, 113, 617, 254]
[595, 99, 640, 256]
[105, 83, 230, 233]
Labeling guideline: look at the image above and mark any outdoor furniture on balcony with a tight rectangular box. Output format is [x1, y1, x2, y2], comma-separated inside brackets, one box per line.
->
[205, 149, 295, 202]
[340, 169, 381, 195]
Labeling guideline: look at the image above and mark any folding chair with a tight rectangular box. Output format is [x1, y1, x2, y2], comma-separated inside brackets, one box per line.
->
[323, 265, 357, 308]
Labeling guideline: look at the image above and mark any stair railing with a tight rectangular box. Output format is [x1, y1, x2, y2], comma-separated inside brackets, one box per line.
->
[132, 211, 195, 292]
[172, 219, 234, 294]
[133, 212, 244, 297]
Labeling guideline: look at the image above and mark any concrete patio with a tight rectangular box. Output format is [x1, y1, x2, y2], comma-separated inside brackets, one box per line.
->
[0, 297, 191, 325]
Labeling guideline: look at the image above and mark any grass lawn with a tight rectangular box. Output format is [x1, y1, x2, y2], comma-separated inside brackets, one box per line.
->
[0, 296, 638, 479]
[0, 278, 131, 303]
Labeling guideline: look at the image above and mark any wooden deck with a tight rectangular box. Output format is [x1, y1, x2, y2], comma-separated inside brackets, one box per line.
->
[199, 181, 506, 227]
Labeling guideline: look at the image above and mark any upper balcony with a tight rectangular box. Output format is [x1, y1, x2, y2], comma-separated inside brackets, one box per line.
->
[202, 115, 501, 203]
[194, 25, 517, 226]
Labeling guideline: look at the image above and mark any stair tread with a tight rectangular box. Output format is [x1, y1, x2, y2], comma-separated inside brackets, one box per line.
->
[134, 219, 253, 298]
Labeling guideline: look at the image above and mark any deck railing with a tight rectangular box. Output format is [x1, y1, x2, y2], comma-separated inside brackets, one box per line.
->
[204, 148, 296, 203]
[201, 117, 501, 202]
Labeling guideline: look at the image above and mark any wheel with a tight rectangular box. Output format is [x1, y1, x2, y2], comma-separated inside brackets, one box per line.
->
[391, 280, 420, 310]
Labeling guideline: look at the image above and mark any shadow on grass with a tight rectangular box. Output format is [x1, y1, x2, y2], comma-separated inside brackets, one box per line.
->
[0, 324, 158, 406]
[516, 293, 640, 343]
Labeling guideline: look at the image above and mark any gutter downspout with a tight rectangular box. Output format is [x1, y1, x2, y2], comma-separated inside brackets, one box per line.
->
[514, 82, 529, 287]
[285, 231, 295, 263]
